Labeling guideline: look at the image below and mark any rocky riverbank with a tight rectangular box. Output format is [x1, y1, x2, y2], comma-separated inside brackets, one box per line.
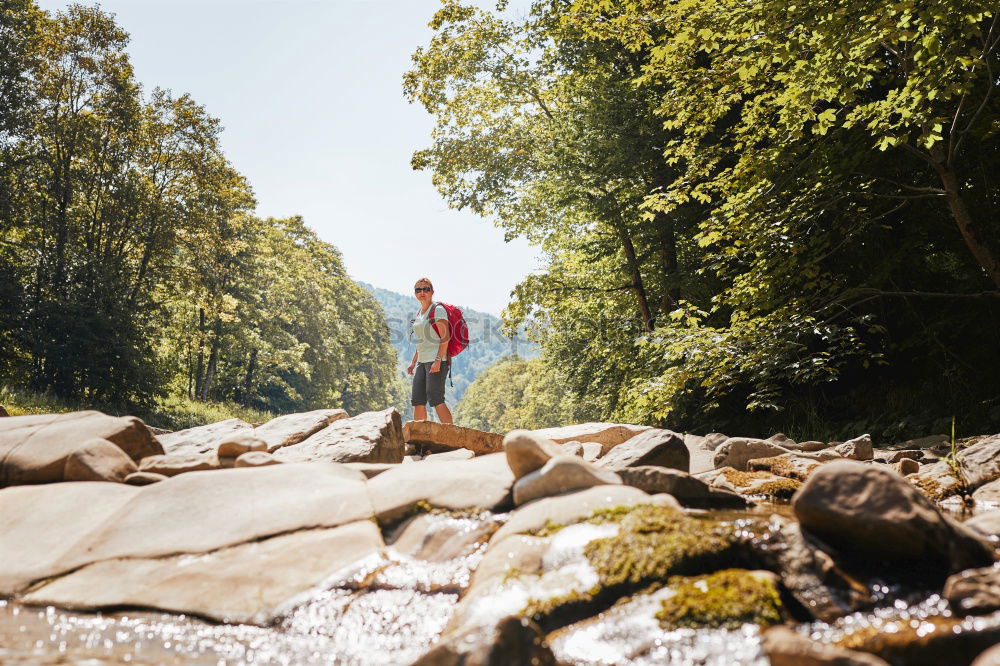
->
[0, 409, 998, 665]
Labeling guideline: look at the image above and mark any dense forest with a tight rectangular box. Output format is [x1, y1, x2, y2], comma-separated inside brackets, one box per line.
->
[0, 2, 398, 420]
[362, 282, 538, 409]
[408, 0, 1000, 440]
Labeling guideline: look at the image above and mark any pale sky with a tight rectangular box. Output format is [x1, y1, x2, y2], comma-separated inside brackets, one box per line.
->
[35, 0, 541, 315]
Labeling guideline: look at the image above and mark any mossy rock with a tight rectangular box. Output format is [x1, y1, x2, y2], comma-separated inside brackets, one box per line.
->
[522, 504, 747, 628]
[656, 569, 784, 630]
[835, 613, 1000, 666]
[721, 468, 802, 499]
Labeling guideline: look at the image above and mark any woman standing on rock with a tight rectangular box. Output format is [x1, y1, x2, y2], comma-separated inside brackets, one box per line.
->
[408, 277, 454, 424]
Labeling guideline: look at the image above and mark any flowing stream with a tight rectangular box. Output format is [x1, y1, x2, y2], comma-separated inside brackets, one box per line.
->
[0, 506, 990, 665]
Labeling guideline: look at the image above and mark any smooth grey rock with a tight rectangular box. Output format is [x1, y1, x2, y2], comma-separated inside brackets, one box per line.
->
[713, 438, 791, 471]
[965, 510, 1000, 538]
[123, 471, 167, 486]
[886, 449, 924, 463]
[274, 408, 404, 464]
[216, 433, 268, 458]
[63, 438, 137, 483]
[597, 428, 689, 473]
[617, 466, 747, 508]
[233, 451, 281, 467]
[975, 479, 1000, 506]
[944, 566, 1000, 615]
[423, 448, 475, 462]
[530, 422, 651, 456]
[138, 451, 221, 477]
[512, 455, 621, 506]
[368, 453, 514, 524]
[503, 429, 564, 480]
[794, 461, 994, 574]
[833, 434, 874, 461]
[892, 458, 920, 476]
[961, 435, 1000, 491]
[158, 418, 252, 456]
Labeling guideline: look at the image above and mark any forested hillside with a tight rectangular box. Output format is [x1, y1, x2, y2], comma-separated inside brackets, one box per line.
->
[407, 0, 1000, 440]
[0, 2, 398, 422]
[362, 282, 538, 406]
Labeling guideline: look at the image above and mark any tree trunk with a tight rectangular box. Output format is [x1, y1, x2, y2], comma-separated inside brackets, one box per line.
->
[656, 213, 680, 317]
[614, 218, 655, 333]
[199, 321, 221, 402]
[194, 308, 206, 400]
[242, 349, 257, 405]
[932, 161, 1000, 290]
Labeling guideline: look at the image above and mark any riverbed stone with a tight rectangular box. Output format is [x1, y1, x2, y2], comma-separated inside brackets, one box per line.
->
[974, 643, 1000, 666]
[491, 484, 675, 544]
[794, 460, 995, 574]
[944, 566, 1000, 615]
[503, 429, 564, 479]
[833, 434, 874, 461]
[975, 480, 1000, 507]
[616, 466, 747, 508]
[343, 462, 396, 478]
[157, 418, 252, 456]
[530, 422, 651, 456]
[0, 411, 162, 486]
[965, 510, 1000, 538]
[233, 451, 281, 467]
[892, 458, 920, 476]
[252, 409, 348, 452]
[138, 451, 221, 476]
[512, 455, 622, 506]
[748, 453, 822, 481]
[559, 441, 583, 457]
[403, 420, 503, 454]
[368, 453, 514, 524]
[763, 626, 891, 666]
[597, 428, 689, 473]
[274, 408, 404, 464]
[713, 437, 791, 471]
[22, 520, 384, 625]
[961, 435, 1000, 491]
[63, 438, 138, 483]
[423, 448, 475, 462]
[701, 466, 803, 500]
[123, 471, 166, 485]
[908, 459, 964, 501]
[216, 433, 268, 458]
[886, 449, 924, 463]
[413, 615, 554, 666]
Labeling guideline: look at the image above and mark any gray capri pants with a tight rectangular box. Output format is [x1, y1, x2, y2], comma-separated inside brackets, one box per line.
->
[411, 360, 450, 407]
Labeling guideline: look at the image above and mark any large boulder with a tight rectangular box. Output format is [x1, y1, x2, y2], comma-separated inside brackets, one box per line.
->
[961, 435, 1000, 490]
[157, 418, 252, 456]
[793, 461, 995, 575]
[503, 430, 564, 479]
[252, 408, 348, 452]
[617, 465, 747, 508]
[596, 428, 689, 473]
[0, 462, 371, 595]
[712, 437, 791, 471]
[513, 455, 621, 506]
[21, 520, 383, 625]
[367, 453, 514, 524]
[908, 459, 964, 501]
[530, 422, 651, 456]
[63, 438, 138, 483]
[0, 411, 162, 486]
[403, 420, 503, 454]
[273, 408, 404, 464]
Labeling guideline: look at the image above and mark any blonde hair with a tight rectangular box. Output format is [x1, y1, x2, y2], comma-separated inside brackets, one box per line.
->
[414, 277, 434, 291]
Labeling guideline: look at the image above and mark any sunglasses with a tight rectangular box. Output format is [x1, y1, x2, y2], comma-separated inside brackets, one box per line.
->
[414, 287, 432, 293]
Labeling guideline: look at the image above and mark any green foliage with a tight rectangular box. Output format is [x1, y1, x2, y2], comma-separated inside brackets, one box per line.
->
[454, 355, 598, 431]
[408, 0, 1000, 439]
[0, 3, 397, 417]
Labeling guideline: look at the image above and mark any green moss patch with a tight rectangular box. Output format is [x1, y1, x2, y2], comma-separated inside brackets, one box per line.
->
[721, 468, 801, 499]
[655, 569, 783, 629]
[522, 504, 746, 628]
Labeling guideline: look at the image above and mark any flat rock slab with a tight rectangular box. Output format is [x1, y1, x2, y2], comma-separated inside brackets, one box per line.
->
[253, 409, 348, 452]
[0, 462, 371, 594]
[368, 453, 514, 524]
[961, 435, 1000, 490]
[0, 411, 162, 486]
[0, 482, 140, 594]
[138, 451, 221, 477]
[157, 418, 252, 456]
[22, 520, 384, 625]
[403, 420, 503, 454]
[274, 408, 403, 464]
[531, 422, 652, 456]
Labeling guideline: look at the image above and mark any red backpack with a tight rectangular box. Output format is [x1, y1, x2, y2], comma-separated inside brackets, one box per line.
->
[429, 302, 470, 359]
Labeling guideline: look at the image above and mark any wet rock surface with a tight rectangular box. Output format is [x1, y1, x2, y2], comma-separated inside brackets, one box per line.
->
[3, 409, 1000, 666]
